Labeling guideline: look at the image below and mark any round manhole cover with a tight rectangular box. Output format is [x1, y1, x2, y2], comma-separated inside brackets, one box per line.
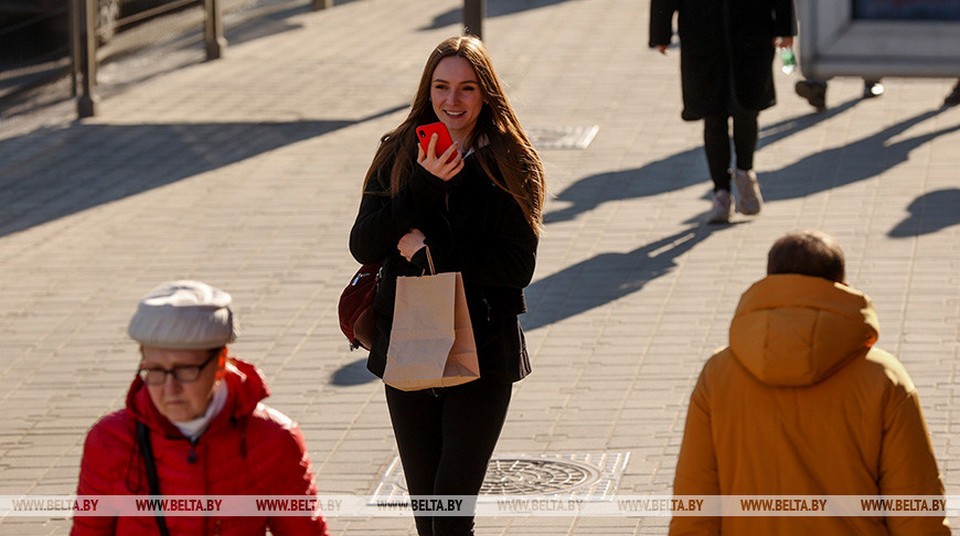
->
[479, 458, 600, 495]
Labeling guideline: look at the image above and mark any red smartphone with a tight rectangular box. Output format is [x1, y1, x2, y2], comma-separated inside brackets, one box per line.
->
[416, 122, 455, 161]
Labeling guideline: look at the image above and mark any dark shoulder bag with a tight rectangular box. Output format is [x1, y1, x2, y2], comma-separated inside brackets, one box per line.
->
[338, 263, 380, 350]
[136, 421, 170, 536]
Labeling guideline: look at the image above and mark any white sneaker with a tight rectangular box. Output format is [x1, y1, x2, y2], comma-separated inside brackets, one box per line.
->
[733, 169, 763, 215]
[707, 189, 732, 224]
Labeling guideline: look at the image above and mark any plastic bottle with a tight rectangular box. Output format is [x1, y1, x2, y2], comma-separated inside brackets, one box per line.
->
[779, 47, 797, 75]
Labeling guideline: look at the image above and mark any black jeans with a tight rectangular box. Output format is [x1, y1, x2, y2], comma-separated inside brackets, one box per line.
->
[703, 109, 759, 192]
[385, 378, 513, 536]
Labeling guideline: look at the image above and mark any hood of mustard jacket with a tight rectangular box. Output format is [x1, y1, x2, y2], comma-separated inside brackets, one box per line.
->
[670, 275, 949, 536]
[730, 274, 879, 387]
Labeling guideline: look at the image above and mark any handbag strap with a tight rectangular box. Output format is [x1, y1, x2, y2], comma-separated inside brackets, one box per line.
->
[136, 421, 171, 536]
[424, 246, 436, 275]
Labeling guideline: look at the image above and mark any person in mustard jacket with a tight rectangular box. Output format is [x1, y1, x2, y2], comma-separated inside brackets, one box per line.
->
[670, 230, 950, 535]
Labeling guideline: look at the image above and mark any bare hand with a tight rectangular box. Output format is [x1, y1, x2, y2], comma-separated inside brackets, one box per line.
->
[656, 44, 669, 55]
[776, 36, 794, 48]
[398, 229, 427, 262]
[417, 134, 463, 181]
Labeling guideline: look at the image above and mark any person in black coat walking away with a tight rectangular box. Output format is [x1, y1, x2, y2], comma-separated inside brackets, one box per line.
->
[650, 0, 797, 223]
[349, 35, 546, 535]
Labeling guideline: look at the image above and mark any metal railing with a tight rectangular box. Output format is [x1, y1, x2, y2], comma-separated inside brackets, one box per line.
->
[69, 0, 482, 118]
[71, 0, 334, 118]
[3, 0, 486, 118]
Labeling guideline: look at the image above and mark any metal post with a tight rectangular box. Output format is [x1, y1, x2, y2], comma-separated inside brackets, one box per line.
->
[204, 0, 226, 60]
[464, 0, 485, 39]
[70, 0, 80, 97]
[311, 0, 333, 11]
[77, 0, 99, 118]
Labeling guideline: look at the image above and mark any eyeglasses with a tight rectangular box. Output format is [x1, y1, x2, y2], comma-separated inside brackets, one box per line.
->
[137, 353, 217, 385]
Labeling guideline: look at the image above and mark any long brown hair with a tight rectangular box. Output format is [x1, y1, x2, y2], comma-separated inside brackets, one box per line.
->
[362, 35, 546, 235]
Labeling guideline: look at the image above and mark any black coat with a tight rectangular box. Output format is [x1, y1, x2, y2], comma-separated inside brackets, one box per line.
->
[649, 0, 796, 120]
[350, 146, 537, 384]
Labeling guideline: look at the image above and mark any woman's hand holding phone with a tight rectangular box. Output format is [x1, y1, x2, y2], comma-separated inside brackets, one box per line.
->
[416, 122, 463, 181]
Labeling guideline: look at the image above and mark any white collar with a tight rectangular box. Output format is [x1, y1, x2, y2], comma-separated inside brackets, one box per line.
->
[172, 380, 228, 441]
[462, 134, 488, 158]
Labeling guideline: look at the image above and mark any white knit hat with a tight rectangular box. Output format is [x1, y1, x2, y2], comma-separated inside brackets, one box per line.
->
[127, 280, 238, 350]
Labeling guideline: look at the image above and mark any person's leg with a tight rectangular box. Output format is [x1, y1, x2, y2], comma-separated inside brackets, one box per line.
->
[385, 386, 444, 536]
[731, 109, 758, 173]
[431, 378, 513, 535]
[702, 116, 733, 223]
[703, 116, 732, 192]
[731, 108, 762, 215]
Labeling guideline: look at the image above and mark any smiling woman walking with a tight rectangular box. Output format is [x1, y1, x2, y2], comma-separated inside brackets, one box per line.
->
[349, 35, 546, 536]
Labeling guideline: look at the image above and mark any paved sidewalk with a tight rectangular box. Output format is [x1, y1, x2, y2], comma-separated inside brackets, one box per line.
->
[1, 0, 959, 534]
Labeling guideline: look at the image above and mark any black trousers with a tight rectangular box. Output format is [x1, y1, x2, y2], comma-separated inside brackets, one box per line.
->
[385, 378, 513, 536]
[703, 108, 759, 192]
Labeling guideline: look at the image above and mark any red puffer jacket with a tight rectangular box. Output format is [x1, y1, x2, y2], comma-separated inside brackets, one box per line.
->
[71, 358, 329, 536]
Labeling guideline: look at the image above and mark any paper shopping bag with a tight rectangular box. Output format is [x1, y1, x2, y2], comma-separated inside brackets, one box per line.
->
[384, 271, 479, 391]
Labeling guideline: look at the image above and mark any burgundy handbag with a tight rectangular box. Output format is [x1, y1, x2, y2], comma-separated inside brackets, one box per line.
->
[338, 263, 380, 350]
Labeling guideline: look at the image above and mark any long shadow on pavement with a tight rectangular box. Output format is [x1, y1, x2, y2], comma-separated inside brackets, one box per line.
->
[761, 107, 960, 202]
[0, 104, 406, 237]
[522, 224, 734, 331]
[888, 188, 960, 238]
[545, 98, 861, 224]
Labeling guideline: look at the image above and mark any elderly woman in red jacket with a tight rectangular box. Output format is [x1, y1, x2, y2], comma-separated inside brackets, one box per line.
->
[71, 280, 329, 536]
